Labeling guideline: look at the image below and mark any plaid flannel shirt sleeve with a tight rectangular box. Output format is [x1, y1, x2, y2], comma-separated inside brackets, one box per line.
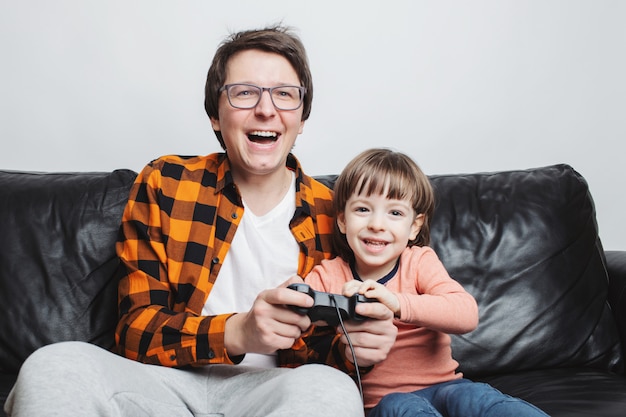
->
[115, 155, 239, 367]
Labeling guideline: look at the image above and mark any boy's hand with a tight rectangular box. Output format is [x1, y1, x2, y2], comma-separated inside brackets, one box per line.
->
[343, 279, 401, 317]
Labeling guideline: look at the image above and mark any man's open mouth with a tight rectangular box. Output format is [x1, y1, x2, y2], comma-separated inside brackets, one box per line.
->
[247, 131, 278, 143]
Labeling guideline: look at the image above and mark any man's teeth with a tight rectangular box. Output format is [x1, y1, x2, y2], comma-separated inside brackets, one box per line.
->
[248, 131, 277, 138]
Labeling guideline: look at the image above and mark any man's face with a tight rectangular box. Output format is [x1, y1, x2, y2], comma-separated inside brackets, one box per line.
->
[210, 49, 305, 181]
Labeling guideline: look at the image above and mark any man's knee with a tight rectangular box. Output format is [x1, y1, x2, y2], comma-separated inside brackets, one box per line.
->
[286, 364, 359, 397]
[226, 365, 363, 417]
[286, 365, 362, 413]
[20, 341, 94, 375]
[16, 341, 114, 394]
[6, 342, 112, 416]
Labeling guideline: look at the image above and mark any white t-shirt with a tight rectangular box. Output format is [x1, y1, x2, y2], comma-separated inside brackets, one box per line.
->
[202, 172, 299, 368]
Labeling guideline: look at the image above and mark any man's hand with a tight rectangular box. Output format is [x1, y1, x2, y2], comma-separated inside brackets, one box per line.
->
[338, 300, 397, 368]
[224, 276, 314, 357]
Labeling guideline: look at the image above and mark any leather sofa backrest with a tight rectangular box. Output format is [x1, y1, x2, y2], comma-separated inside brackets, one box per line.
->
[0, 169, 137, 373]
[427, 164, 622, 377]
[1, 164, 622, 379]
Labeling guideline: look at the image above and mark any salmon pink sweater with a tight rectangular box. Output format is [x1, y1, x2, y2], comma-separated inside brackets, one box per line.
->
[305, 246, 479, 409]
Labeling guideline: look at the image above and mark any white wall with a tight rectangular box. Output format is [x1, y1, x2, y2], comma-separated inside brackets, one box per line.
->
[1, 1, 624, 250]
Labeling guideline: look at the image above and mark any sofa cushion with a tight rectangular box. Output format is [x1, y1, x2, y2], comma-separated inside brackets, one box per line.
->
[427, 164, 623, 377]
[480, 368, 626, 417]
[0, 169, 137, 373]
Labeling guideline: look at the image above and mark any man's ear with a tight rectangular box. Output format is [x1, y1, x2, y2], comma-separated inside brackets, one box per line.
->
[210, 116, 221, 132]
[409, 213, 425, 241]
[336, 212, 347, 234]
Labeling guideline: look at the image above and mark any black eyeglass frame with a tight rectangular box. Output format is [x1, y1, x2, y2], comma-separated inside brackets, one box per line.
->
[219, 83, 307, 111]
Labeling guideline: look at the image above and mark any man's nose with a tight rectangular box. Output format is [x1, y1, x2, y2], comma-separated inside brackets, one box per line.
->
[254, 90, 277, 116]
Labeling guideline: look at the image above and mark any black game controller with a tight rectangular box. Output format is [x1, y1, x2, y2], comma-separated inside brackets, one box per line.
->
[287, 283, 375, 326]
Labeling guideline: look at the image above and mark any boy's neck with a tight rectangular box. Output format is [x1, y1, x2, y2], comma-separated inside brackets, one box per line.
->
[350, 258, 400, 286]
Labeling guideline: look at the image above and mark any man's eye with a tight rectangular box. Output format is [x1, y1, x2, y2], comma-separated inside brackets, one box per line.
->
[273, 87, 299, 100]
[231, 86, 260, 98]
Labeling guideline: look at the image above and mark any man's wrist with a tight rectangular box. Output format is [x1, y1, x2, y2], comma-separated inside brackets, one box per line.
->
[224, 312, 247, 357]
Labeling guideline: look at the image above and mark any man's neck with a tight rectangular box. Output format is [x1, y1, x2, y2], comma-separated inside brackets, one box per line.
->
[235, 168, 294, 217]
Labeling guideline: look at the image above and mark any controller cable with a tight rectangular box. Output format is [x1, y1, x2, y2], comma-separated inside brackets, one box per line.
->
[330, 294, 364, 403]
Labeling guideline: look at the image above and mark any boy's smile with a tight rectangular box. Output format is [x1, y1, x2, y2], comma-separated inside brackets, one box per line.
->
[338, 190, 424, 281]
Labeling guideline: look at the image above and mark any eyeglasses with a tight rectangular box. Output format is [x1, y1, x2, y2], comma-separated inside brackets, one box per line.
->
[219, 83, 306, 111]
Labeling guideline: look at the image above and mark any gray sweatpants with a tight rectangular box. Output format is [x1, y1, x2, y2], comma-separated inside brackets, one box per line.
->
[4, 341, 364, 417]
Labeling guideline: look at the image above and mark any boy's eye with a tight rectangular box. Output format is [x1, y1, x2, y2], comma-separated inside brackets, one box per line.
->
[355, 207, 369, 213]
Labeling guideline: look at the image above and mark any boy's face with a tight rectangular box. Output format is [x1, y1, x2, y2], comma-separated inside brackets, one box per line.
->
[210, 49, 305, 181]
[337, 191, 424, 280]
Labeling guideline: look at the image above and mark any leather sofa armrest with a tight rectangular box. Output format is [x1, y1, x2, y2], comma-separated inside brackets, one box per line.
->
[606, 250, 626, 371]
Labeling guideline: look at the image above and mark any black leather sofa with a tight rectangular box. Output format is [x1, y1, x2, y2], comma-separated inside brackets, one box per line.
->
[1, 163, 625, 416]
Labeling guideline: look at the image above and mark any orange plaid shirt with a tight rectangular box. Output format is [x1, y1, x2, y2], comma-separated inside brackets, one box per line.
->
[116, 153, 356, 373]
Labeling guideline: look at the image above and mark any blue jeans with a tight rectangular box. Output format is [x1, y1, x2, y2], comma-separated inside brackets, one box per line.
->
[367, 379, 549, 417]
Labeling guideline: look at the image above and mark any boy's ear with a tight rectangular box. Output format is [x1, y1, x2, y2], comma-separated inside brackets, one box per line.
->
[336, 212, 347, 234]
[409, 213, 425, 241]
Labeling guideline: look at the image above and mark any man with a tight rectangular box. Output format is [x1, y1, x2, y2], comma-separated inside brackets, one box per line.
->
[5, 25, 396, 417]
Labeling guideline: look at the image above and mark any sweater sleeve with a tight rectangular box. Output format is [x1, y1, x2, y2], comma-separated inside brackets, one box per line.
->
[395, 247, 479, 334]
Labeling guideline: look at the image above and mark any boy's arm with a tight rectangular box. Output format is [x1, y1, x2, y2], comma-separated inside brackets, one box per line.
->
[395, 247, 479, 334]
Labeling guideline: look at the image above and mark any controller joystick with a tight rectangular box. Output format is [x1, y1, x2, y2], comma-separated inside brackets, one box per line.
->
[287, 283, 375, 326]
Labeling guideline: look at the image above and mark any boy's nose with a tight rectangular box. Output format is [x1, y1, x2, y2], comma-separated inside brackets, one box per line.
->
[368, 213, 385, 231]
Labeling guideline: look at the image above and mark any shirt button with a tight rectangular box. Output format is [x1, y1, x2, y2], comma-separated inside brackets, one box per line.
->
[231, 213, 238, 219]
[212, 257, 219, 265]
[208, 349, 215, 359]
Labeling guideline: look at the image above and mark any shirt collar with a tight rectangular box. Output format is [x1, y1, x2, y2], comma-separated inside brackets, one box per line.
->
[350, 258, 400, 286]
[213, 153, 312, 216]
